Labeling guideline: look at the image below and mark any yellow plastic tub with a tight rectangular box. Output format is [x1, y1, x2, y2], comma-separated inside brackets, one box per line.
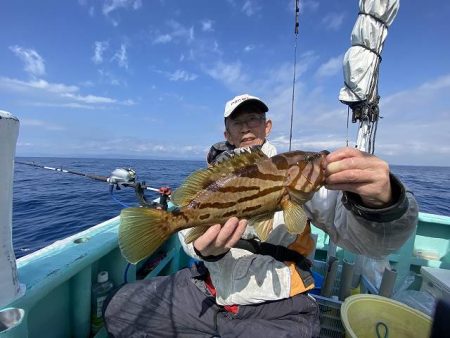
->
[341, 294, 432, 338]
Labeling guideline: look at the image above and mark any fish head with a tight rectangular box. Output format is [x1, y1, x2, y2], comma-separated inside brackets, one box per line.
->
[284, 150, 328, 201]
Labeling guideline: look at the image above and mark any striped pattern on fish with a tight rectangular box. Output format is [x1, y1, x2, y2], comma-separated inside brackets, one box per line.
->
[119, 148, 328, 264]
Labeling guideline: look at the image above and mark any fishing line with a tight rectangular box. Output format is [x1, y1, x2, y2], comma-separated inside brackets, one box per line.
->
[109, 184, 131, 208]
[346, 106, 350, 147]
[289, 0, 300, 152]
[123, 262, 132, 283]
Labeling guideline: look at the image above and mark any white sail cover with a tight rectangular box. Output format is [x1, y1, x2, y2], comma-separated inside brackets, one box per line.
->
[339, 0, 399, 103]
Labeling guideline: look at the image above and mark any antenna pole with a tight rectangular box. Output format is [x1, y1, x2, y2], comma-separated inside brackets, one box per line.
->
[289, 0, 300, 151]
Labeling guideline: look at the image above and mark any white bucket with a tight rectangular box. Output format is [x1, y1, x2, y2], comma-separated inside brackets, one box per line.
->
[0, 308, 27, 337]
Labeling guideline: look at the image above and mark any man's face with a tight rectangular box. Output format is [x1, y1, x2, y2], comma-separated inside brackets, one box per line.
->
[224, 106, 272, 148]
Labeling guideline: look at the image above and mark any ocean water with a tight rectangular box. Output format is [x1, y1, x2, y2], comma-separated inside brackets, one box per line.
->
[11, 157, 450, 258]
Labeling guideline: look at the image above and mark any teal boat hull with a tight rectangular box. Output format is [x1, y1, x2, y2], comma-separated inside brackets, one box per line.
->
[1, 212, 449, 337]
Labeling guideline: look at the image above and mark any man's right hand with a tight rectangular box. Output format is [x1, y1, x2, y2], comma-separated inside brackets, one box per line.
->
[193, 217, 247, 257]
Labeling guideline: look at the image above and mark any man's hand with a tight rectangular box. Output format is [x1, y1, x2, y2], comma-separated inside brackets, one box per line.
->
[193, 217, 248, 257]
[324, 147, 392, 208]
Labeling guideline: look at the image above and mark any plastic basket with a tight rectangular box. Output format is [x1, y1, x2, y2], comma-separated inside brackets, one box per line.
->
[311, 260, 345, 338]
[341, 294, 432, 338]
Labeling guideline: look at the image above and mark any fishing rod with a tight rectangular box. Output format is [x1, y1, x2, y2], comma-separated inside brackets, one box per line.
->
[15, 160, 172, 209]
[16, 160, 112, 183]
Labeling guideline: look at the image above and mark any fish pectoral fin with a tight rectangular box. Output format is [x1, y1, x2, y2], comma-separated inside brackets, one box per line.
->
[248, 213, 274, 241]
[119, 207, 173, 264]
[281, 199, 308, 235]
[286, 187, 314, 206]
[184, 225, 210, 244]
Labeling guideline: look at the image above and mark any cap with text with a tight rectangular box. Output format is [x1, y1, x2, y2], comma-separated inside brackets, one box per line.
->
[223, 94, 269, 118]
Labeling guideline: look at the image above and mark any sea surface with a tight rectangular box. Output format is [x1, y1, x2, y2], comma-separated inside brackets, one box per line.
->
[11, 157, 450, 258]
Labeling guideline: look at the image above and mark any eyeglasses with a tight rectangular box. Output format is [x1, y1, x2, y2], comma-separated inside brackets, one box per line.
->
[228, 114, 265, 129]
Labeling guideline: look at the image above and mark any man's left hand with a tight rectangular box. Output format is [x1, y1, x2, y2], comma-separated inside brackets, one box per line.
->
[324, 147, 392, 208]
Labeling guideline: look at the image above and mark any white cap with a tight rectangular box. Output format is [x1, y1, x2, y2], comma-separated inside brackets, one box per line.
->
[97, 271, 109, 283]
[223, 94, 268, 118]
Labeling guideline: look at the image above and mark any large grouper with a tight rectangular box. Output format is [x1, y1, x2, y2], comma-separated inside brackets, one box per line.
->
[119, 148, 329, 264]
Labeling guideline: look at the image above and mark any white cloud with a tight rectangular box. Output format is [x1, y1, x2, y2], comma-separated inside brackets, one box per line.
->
[242, 0, 260, 16]
[32, 102, 99, 109]
[206, 61, 248, 88]
[17, 142, 33, 147]
[381, 74, 450, 119]
[271, 135, 346, 153]
[98, 69, 123, 86]
[264, 72, 450, 165]
[62, 92, 135, 105]
[153, 34, 172, 44]
[65, 137, 207, 158]
[9, 46, 45, 77]
[0, 77, 78, 93]
[244, 45, 255, 52]
[152, 20, 194, 45]
[322, 12, 345, 31]
[300, 0, 320, 13]
[102, 0, 142, 16]
[80, 80, 95, 87]
[169, 70, 198, 82]
[92, 41, 109, 64]
[61, 93, 117, 104]
[418, 74, 450, 91]
[112, 44, 128, 69]
[201, 20, 214, 32]
[0, 76, 134, 108]
[21, 119, 66, 131]
[315, 54, 343, 78]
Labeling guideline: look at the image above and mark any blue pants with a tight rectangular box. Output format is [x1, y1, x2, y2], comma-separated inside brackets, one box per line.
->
[104, 264, 320, 337]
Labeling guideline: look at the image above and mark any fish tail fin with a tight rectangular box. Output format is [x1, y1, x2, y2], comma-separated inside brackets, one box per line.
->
[119, 207, 173, 264]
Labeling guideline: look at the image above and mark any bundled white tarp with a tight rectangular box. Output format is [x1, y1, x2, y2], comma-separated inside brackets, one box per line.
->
[339, 0, 399, 104]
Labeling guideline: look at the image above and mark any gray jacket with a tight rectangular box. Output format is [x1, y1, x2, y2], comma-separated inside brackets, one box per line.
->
[179, 143, 418, 305]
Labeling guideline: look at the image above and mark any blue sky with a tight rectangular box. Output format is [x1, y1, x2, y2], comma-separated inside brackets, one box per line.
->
[1, 0, 449, 166]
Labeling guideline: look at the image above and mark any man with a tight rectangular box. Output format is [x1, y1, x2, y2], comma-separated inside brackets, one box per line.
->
[105, 94, 418, 337]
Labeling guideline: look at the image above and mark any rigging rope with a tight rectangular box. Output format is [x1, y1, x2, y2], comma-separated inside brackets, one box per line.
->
[357, 1, 388, 154]
[289, 0, 300, 151]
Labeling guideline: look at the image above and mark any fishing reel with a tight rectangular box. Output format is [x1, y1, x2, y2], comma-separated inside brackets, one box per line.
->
[107, 168, 137, 188]
[107, 167, 172, 210]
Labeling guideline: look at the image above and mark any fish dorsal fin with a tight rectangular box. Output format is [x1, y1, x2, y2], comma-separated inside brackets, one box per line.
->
[248, 212, 274, 241]
[171, 167, 211, 206]
[280, 198, 308, 235]
[172, 146, 268, 207]
[213, 146, 268, 167]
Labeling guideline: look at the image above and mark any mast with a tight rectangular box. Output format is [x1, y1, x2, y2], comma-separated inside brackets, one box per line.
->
[0, 110, 23, 307]
[339, 0, 400, 153]
[338, 0, 401, 289]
